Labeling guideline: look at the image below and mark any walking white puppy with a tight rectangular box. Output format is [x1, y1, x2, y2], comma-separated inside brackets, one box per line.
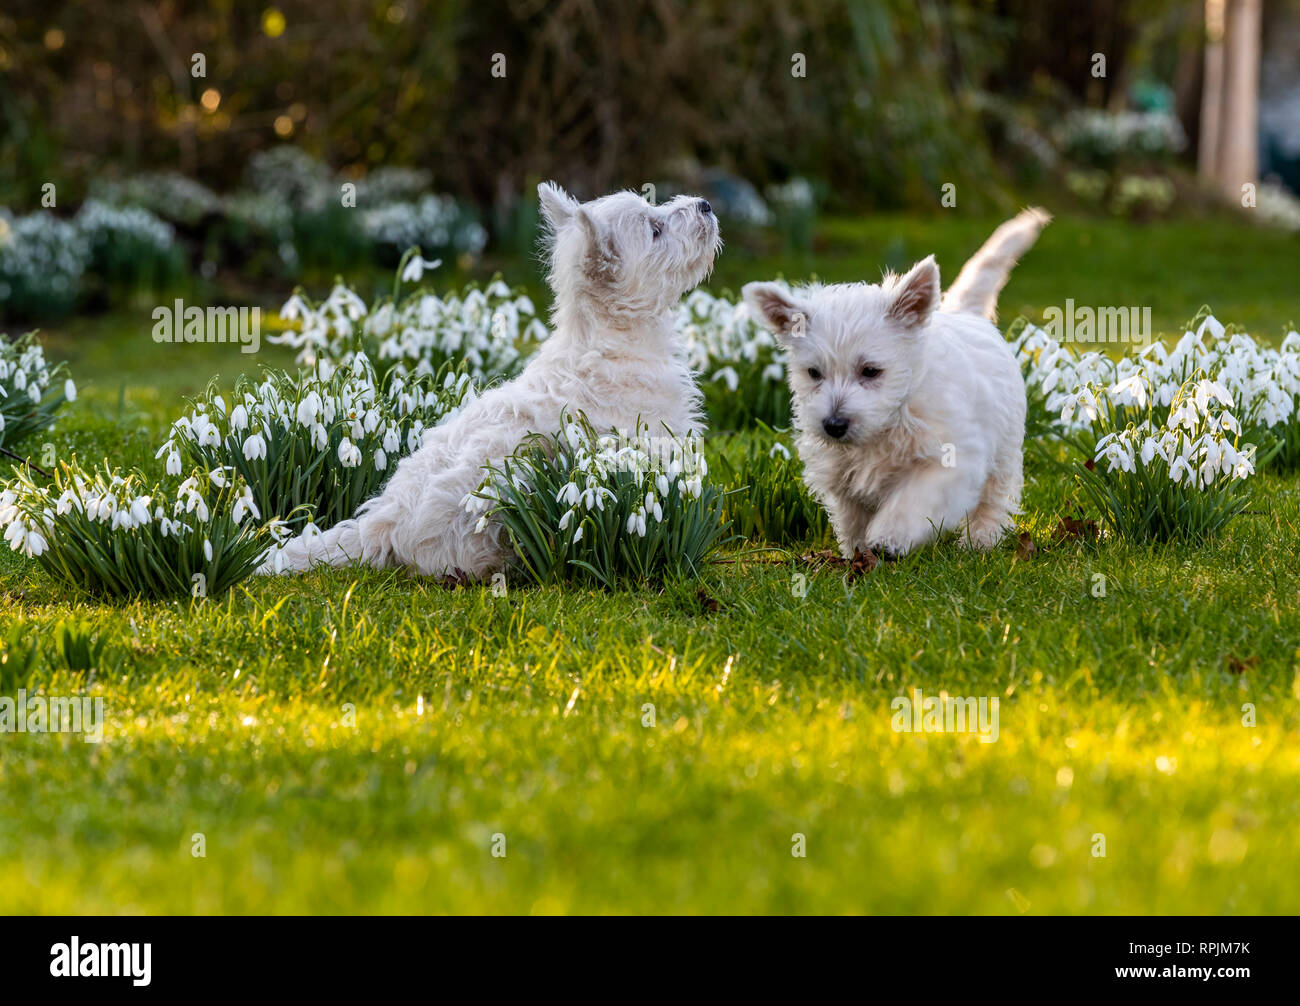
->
[742, 209, 1049, 558]
[263, 182, 720, 578]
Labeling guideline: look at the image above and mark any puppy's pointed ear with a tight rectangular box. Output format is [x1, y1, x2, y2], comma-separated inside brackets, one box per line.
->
[577, 208, 619, 283]
[887, 255, 940, 329]
[742, 282, 809, 344]
[538, 181, 578, 229]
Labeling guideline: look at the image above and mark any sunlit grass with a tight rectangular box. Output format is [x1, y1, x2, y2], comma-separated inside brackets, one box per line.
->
[3, 213, 1299, 914]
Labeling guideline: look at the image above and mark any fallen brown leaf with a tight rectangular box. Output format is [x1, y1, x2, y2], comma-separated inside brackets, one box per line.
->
[1052, 503, 1099, 543]
[1015, 532, 1037, 560]
[847, 548, 880, 579]
[1226, 655, 1259, 675]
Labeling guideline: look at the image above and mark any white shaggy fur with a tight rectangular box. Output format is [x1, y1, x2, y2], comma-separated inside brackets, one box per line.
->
[262, 182, 720, 579]
[742, 208, 1049, 558]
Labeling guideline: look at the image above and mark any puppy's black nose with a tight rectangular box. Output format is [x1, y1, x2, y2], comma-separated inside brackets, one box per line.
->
[822, 417, 849, 439]
[698, 199, 712, 216]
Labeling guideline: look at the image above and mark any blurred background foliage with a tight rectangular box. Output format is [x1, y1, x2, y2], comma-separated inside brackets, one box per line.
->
[0, 0, 1206, 211]
[1, 0, 1297, 328]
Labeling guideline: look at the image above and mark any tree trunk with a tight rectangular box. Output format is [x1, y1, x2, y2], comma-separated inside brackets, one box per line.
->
[1200, 0, 1262, 202]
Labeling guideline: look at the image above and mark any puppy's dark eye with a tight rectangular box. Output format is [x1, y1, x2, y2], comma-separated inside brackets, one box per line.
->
[649, 220, 663, 239]
[807, 367, 823, 381]
[860, 366, 882, 380]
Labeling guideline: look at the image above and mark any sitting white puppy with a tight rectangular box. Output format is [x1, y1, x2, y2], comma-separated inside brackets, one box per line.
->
[263, 182, 720, 578]
[742, 209, 1048, 558]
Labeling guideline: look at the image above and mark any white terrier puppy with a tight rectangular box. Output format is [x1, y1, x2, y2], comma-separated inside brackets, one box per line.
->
[742, 209, 1049, 558]
[262, 182, 720, 578]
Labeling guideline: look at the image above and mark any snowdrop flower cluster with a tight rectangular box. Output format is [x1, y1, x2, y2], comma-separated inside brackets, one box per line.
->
[1255, 180, 1300, 233]
[1057, 109, 1187, 164]
[1090, 376, 1255, 489]
[158, 353, 473, 529]
[244, 146, 335, 212]
[0, 331, 76, 445]
[675, 287, 791, 427]
[1014, 313, 1263, 540]
[676, 288, 786, 394]
[468, 413, 727, 586]
[552, 420, 710, 540]
[90, 172, 223, 227]
[1070, 370, 1258, 542]
[75, 199, 176, 257]
[353, 166, 434, 206]
[0, 211, 91, 316]
[1014, 314, 1300, 463]
[221, 191, 296, 249]
[272, 270, 549, 386]
[362, 194, 488, 259]
[0, 462, 279, 597]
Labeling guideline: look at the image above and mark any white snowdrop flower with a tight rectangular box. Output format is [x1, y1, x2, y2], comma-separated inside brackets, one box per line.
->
[400, 255, 442, 284]
[302, 522, 321, 540]
[24, 528, 47, 558]
[337, 437, 362, 467]
[4, 519, 26, 551]
[383, 427, 401, 453]
[311, 423, 328, 452]
[203, 538, 213, 561]
[130, 496, 153, 524]
[656, 474, 670, 497]
[712, 366, 739, 392]
[556, 481, 580, 507]
[64, 378, 77, 402]
[652, 501, 663, 522]
[572, 525, 584, 543]
[242, 432, 268, 461]
[768, 441, 791, 460]
[374, 448, 387, 471]
[231, 487, 260, 524]
[280, 294, 307, 322]
[230, 404, 249, 432]
[209, 467, 229, 488]
[1111, 373, 1148, 408]
[626, 513, 638, 535]
[474, 514, 489, 534]
[558, 509, 573, 531]
[296, 392, 321, 426]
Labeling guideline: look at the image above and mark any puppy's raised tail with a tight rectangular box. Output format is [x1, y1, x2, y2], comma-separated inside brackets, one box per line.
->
[257, 517, 366, 575]
[940, 207, 1050, 322]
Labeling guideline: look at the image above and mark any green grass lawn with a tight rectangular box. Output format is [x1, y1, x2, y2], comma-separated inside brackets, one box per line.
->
[2, 212, 1299, 914]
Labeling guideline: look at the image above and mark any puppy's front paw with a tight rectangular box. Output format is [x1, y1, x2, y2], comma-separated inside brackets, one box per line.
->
[963, 514, 1010, 550]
